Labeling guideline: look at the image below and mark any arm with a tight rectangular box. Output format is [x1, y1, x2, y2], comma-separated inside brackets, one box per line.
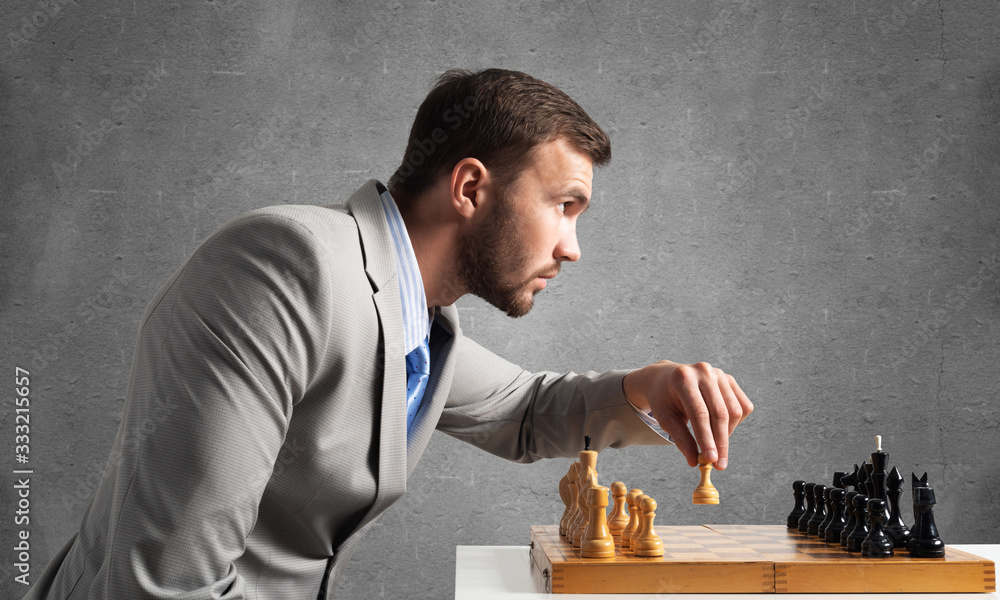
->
[102, 212, 334, 598]
[437, 335, 672, 463]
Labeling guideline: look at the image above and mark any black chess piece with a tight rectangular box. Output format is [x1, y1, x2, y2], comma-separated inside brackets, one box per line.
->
[859, 461, 874, 496]
[840, 491, 859, 547]
[869, 442, 891, 523]
[825, 487, 849, 543]
[884, 467, 911, 548]
[908, 484, 945, 558]
[861, 498, 894, 558]
[787, 480, 807, 529]
[909, 472, 929, 546]
[818, 472, 845, 539]
[840, 464, 861, 492]
[798, 482, 816, 532]
[845, 493, 870, 552]
[817, 485, 835, 539]
[807, 484, 828, 536]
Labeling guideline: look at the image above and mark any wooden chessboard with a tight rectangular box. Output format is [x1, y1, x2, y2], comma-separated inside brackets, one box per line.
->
[529, 524, 997, 594]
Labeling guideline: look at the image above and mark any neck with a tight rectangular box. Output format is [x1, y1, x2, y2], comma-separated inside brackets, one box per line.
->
[393, 184, 467, 308]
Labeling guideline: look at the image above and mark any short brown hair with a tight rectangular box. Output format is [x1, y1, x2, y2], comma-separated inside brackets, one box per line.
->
[387, 68, 611, 198]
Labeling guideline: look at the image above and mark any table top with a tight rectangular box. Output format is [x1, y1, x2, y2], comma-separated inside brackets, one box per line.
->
[454, 544, 1000, 599]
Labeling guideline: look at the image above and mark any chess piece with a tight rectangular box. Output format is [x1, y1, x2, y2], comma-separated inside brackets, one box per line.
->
[633, 494, 649, 547]
[558, 463, 575, 537]
[845, 493, 871, 552]
[908, 472, 929, 551]
[840, 491, 859, 547]
[621, 488, 643, 548]
[840, 464, 861, 493]
[859, 461, 874, 497]
[581, 485, 616, 558]
[787, 480, 807, 529]
[861, 498, 894, 558]
[908, 483, 945, 558]
[818, 472, 846, 539]
[884, 467, 911, 548]
[869, 436, 891, 523]
[824, 487, 849, 543]
[798, 482, 816, 532]
[608, 482, 630, 541]
[693, 453, 720, 504]
[571, 439, 599, 547]
[807, 484, 828, 536]
[564, 462, 582, 540]
[632, 496, 664, 557]
[572, 466, 597, 548]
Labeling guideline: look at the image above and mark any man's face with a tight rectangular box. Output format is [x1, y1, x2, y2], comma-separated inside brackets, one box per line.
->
[459, 137, 593, 317]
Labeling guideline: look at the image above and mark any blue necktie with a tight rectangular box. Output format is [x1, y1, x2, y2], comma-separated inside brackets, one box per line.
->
[405, 335, 430, 433]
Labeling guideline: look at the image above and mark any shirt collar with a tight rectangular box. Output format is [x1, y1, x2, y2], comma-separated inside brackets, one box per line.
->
[378, 187, 431, 354]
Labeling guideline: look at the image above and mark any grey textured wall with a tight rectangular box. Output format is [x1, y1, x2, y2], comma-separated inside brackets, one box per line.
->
[2, 1, 999, 598]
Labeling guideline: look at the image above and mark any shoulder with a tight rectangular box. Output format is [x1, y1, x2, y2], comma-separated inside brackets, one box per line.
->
[206, 204, 362, 261]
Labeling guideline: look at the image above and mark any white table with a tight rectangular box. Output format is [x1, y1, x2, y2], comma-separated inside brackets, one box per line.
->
[455, 544, 999, 599]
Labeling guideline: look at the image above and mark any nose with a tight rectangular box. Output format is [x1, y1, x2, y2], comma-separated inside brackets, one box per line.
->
[556, 219, 581, 263]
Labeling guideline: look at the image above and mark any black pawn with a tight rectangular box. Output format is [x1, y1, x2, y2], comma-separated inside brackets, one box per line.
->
[798, 483, 817, 533]
[817, 485, 835, 539]
[807, 485, 828, 536]
[824, 487, 849, 543]
[845, 493, 870, 552]
[840, 491, 859, 547]
[818, 472, 844, 539]
[861, 498, 894, 558]
[787, 480, 807, 529]
[908, 484, 945, 558]
[884, 467, 911, 548]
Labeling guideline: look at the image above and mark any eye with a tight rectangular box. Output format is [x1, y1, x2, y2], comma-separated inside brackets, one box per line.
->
[557, 202, 569, 213]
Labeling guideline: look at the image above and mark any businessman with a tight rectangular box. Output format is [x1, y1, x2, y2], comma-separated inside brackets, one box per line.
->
[26, 68, 753, 599]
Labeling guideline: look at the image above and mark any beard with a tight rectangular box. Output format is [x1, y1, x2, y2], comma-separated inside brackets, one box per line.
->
[457, 183, 557, 318]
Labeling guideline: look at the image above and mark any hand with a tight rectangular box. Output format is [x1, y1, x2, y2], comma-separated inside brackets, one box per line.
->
[623, 360, 753, 470]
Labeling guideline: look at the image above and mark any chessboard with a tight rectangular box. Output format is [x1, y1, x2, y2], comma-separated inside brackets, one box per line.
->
[529, 524, 997, 594]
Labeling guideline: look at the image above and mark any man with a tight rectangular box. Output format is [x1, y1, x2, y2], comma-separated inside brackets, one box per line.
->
[25, 68, 752, 599]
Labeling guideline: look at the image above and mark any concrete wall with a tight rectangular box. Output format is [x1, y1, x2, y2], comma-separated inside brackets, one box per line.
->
[2, 1, 998, 598]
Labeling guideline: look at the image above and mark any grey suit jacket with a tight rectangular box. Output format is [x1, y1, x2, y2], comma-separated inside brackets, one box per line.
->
[24, 180, 670, 600]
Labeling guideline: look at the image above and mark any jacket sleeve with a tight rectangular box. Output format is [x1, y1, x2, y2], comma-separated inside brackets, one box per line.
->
[94, 211, 335, 599]
[437, 334, 672, 463]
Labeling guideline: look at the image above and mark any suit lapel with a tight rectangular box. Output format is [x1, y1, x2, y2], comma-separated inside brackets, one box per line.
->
[345, 180, 407, 519]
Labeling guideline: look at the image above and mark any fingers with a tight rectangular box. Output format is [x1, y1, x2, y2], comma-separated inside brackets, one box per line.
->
[674, 364, 719, 466]
[657, 410, 699, 468]
[717, 372, 744, 436]
[646, 361, 753, 471]
[730, 374, 754, 422]
[674, 363, 752, 471]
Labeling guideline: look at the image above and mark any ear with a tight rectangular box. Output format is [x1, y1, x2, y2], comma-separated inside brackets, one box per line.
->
[449, 158, 492, 219]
